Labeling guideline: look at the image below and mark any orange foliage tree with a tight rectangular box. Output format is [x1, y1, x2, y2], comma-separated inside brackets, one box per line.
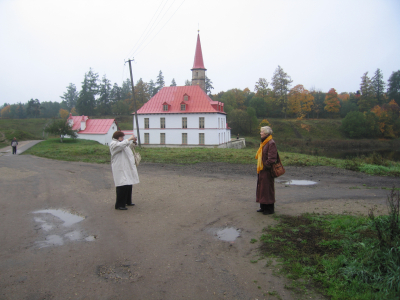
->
[324, 88, 341, 115]
[59, 109, 69, 119]
[287, 85, 314, 119]
[1, 105, 11, 118]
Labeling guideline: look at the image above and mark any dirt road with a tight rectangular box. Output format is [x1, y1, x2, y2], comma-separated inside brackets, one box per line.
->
[0, 154, 398, 300]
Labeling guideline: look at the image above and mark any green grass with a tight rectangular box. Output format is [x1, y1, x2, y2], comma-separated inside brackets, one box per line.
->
[23, 138, 400, 177]
[0, 118, 49, 147]
[259, 205, 400, 299]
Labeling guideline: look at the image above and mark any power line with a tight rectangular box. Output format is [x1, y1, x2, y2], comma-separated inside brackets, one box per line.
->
[133, 0, 186, 57]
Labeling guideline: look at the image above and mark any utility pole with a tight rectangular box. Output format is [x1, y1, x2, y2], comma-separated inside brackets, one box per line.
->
[126, 58, 141, 146]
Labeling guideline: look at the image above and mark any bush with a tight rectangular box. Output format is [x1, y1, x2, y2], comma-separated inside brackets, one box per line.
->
[340, 111, 366, 138]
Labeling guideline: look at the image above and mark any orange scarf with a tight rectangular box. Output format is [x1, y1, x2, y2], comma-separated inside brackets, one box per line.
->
[255, 135, 272, 174]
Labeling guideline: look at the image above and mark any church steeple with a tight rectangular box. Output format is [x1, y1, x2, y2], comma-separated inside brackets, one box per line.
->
[191, 32, 207, 92]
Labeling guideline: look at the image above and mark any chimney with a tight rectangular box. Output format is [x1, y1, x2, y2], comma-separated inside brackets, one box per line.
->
[81, 115, 87, 131]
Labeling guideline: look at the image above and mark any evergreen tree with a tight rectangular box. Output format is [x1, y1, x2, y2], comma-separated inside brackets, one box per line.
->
[205, 76, 214, 95]
[148, 80, 156, 97]
[155, 70, 165, 94]
[60, 83, 78, 111]
[26, 98, 41, 118]
[387, 70, 400, 103]
[185, 80, 191, 86]
[271, 65, 293, 118]
[170, 78, 177, 86]
[110, 83, 122, 104]
[358, 72, 376, 112]
[97, 75, 112, 115]
[121, 79, 132, 101]
[76, 68, 99, 116]
[371, 68, 386, 105]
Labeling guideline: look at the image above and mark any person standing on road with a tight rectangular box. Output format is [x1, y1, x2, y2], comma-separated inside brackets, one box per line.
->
[255, 126, 277, 215]
[11, 137, 18, 155]
[109, 131, 140, 210]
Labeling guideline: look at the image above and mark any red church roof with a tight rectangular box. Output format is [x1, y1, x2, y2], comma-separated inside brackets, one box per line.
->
[136, 86, 225, 114]
[192, 33, 206, 70]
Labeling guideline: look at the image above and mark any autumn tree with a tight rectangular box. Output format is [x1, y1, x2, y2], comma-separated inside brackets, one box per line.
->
[0, 105, 11, 118]
[371, 68, 386, 105]
[59, 108, 69, 119]
[358, 72, 376, 112]
[271, 65, 293, 118]
[387, 70, 400, 103]
[324, 88, 341, 116]
[133, 78, 150, 110]
[287, 85, 314, 119]
[60, 83, 78, 110]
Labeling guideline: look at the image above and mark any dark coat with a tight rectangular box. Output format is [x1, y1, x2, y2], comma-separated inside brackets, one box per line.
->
[256, 139, 277, 204]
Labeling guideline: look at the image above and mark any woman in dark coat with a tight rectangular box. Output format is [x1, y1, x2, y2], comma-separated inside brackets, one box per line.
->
[255, 126, 277, 215]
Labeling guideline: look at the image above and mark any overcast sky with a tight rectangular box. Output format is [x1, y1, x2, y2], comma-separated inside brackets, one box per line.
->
[1, 0, 400, 106]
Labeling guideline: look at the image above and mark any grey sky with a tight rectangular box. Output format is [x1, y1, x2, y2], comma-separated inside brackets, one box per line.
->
[1, 0, 399, 106]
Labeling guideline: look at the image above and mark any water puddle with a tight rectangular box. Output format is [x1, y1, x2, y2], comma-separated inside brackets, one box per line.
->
[33, 209, 85, 226]
[32, 209, 94, 248]
[208, 227, 241, 242]
[279, 180, 317, 186]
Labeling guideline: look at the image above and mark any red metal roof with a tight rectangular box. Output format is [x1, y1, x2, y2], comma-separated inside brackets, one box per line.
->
[67, 115, 88, 131]
[78, 119, 115, 134]
[136, 86, 225, 114]
[67, 115, 115, 134]
[192, 33, 206, 70]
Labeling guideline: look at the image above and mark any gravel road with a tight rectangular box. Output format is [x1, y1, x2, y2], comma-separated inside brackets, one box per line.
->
[0, 153, 398, 300]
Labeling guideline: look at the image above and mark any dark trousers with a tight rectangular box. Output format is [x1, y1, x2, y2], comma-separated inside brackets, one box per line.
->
[12, 147, 17, 154]
[260, 203, 274, 213]
[115, 185, 132, 209]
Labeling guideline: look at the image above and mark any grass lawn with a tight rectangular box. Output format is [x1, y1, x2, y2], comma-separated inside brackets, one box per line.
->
[258, 193, 400, 299]
[23, 138, 400, 177]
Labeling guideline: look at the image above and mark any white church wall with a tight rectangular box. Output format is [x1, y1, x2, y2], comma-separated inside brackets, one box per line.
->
[133, 113, 230, 146]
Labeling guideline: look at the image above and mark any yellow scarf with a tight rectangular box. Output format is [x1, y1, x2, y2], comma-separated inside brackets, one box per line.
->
[255, 135, 272, 174]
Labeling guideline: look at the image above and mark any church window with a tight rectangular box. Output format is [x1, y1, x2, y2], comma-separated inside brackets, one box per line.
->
[184, 95, 188, 101]
[160, 133, 165, 144]
[144, 133, 149, 144]
[163, 104, 168, 111]
[182, 117, 187, 129]
[160, 118, 165, 129]
[144, 118, 149, 129]
[199, 133, 204, 145]
[182, 133, 187, 144]
[199, 117, 204, 129]
[181, 104, 186, 111]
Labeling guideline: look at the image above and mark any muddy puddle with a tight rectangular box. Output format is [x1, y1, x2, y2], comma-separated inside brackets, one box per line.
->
[207, 227, 241, 242]
[33, 209, 95, 248]
[278, 180, 317, 186]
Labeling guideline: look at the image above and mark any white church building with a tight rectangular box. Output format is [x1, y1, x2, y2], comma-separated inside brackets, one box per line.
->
[133, 33, 231, 147]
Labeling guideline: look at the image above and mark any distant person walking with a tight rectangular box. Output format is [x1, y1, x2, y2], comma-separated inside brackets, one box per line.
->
[255, 126, 277, 215]
[11, 137, 18, 155]
[109, 131, 140, 210]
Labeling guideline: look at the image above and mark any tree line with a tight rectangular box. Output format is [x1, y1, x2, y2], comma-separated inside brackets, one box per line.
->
[1, 66, 399, 138]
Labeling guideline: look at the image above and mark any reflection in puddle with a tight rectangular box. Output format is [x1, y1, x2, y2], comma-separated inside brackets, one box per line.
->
[279, 180, 317, 186]
[33, 209, 84, 226]
[32, 209, 94, 248]
[208, 227, 241, 242]
[36, 235, 64, 248]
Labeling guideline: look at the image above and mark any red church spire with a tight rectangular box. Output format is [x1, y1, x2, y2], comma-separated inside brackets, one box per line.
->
[192, 33, 206, 70]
